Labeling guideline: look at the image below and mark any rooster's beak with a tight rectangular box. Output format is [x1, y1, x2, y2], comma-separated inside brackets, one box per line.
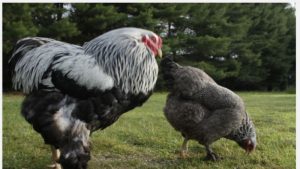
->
[157, 49, 163, 58]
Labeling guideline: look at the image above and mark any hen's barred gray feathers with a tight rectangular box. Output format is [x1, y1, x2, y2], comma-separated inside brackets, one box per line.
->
[161, 56, 256, 160]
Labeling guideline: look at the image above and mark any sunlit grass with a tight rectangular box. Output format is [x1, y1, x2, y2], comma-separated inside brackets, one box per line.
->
[3, 92, 295, 169]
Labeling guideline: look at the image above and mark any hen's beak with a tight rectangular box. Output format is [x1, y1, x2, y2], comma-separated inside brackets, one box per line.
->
[245, 147, 254, 155]
[157, 49, 163, 58]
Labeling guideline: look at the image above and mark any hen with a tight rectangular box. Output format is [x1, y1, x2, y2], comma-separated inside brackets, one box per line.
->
[161, 56, 256, 161]
[9, 27, 163, 169]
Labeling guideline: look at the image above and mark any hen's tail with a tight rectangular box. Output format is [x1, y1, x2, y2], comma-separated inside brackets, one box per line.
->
[160, 56, 180, 90]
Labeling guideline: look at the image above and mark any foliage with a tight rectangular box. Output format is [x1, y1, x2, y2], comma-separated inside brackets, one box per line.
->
[30, 4, 79, 41]
[3, 3, 39, 89]
[245, 4, 295, 90]
[2, 3, 295, 91]
[69, 4, 127, 44]
[3, 92, 296, 168]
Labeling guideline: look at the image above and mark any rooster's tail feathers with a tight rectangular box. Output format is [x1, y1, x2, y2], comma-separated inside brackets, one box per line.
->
[9, 37, 54, 70]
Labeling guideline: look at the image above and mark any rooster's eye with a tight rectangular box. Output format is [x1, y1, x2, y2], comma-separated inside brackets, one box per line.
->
[142, 36, 148, 43]
[150, 36, 157, 43]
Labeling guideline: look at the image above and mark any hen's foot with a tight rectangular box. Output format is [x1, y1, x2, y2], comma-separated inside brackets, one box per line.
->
[205, 152, 220, 161]
[178, 150, 189, 158]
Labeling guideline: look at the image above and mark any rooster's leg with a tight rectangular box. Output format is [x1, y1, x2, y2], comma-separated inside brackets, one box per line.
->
[204, 145, 219, 161]
[47, 146, 62, 169]
[179, 138, 189, 158]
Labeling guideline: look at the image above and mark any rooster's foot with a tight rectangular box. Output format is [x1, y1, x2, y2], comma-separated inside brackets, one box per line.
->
[47, 163, 62, 169]
[178, 137, 189, 158]
[48, 146, 61, 169]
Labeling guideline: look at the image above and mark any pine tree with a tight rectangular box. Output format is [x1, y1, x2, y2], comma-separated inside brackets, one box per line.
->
[69, 4, 127, 44]
[152, 4, 191, 56]
[3, 3, 39, 90]
[181, 4, 247, 83]
[246, 3, 294, 90]
[30, 3, 79, 42]
[114, 4, 158, 30]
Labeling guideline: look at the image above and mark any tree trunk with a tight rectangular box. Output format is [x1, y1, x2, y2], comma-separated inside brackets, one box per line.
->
[55, 3, 64, 20]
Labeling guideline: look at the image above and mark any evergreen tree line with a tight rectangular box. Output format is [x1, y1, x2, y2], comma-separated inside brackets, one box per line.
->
[3, 3, 295, 91]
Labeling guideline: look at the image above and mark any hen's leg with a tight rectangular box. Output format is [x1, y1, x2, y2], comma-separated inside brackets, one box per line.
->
[197, 108, 242, 161]
[179, 138, 189, 158]
[204, 145, 219, 161]
[47, 146, 62, 169]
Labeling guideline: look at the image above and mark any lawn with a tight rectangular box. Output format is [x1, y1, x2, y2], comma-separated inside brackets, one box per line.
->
[3, 92, 295, 169]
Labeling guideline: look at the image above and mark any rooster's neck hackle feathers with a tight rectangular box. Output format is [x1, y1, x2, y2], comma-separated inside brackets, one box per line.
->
[83, 27, 159, 94]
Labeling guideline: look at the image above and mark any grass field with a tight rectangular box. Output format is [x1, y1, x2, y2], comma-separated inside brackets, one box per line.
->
[3, 92, 295, 169]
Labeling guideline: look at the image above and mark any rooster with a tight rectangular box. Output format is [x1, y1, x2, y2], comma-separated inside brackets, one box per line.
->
[9, 27, 163, 169]
[161, 56, 256, 161]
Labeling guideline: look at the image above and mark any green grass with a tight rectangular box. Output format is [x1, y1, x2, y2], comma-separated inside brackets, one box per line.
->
[3, 92, 295, 169]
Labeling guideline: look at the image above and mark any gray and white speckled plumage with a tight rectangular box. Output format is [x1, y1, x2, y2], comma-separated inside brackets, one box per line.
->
[161, 56, 256, 159]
